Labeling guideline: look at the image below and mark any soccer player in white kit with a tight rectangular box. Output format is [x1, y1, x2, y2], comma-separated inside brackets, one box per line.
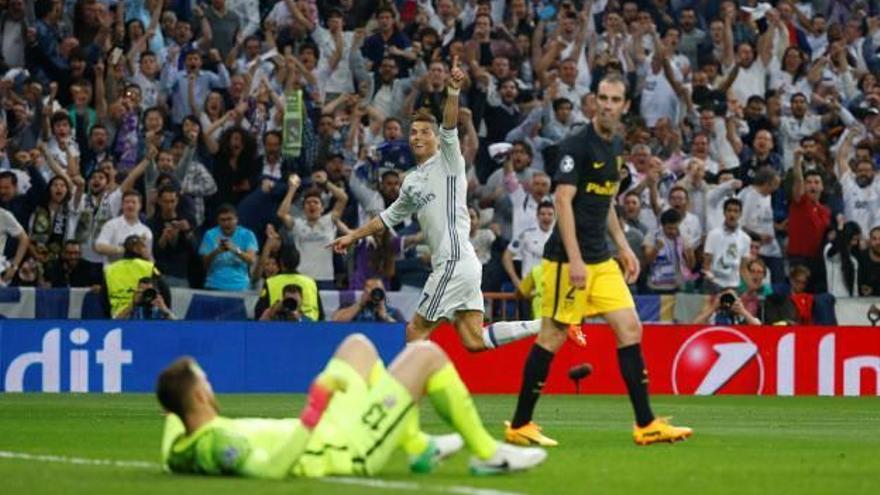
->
[330, 58, 543, 352]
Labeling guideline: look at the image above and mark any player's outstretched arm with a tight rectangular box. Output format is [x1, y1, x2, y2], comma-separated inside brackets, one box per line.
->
[443, 56, 465, 130]
[327, 216, 387, 254]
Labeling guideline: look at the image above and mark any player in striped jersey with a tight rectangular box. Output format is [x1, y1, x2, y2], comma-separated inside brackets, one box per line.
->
[329, 58, 550, 352]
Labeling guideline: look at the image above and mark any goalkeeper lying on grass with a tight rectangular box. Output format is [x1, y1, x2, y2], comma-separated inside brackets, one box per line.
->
[157, 334, 547, 478]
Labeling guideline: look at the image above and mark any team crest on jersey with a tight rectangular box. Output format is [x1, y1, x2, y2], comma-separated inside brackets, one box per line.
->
[560, 155, 575, 173]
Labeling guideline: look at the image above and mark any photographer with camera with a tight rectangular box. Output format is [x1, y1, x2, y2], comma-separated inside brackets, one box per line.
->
[106, 235, 166, 318]
[331, 278, 404, 323]
[693, 288, 761, 326]
[259, 284, 313, 322]
[114, 276, 177, 320]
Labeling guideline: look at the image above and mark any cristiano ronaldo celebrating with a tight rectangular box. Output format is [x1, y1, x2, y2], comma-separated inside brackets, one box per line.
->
[504, 74, 693, 447]
[330, 57, 543, 352]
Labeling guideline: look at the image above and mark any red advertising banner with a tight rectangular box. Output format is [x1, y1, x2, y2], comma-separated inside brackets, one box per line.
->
[431, 324, 880, 396]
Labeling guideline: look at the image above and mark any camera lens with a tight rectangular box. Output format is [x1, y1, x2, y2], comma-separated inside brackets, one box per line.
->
[370, 287, 385, 303]
[719, 293, 736, 309]
[141, 288, 157, 305]
[282, 297, 299, 312]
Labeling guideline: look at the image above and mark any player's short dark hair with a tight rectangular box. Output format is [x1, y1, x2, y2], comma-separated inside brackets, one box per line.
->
[624, 190, 640, 201]
[538, 200, 555, 211]
[800, 135, 817, 145]
[597, 73, 629, 99]
[411, 108, 438, 127]
[660, 208, 682, 225]
[156, 356, 200, 418]
[790, 92, 808, 102]
[122, 190, 142, 202]
[280, 245, 301, 272]
[723, 197, 743, 211]
[326, 8, 345, 20]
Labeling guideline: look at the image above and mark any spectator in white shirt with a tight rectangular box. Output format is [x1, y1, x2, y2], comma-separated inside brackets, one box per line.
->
[703, 197, 751, 292]
[94, 190, 153, 264]
[837, 131, 880, 240]
[665, 185, 703, 248]
[309, 8, 355, 99]
[721, 7, 778, 108]
[277, 172, 349, 289]
[502, 200, 554, 288]
[739, 167, 784, 283]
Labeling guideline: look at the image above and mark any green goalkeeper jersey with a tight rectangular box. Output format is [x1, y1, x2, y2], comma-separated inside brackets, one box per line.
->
[161, 414, 312, 479]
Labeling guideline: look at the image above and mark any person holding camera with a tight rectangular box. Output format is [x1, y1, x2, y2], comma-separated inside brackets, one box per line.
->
[106, 235, 164, 318]
[331, 278, 404, 323]
[693, 289, 761, 325]
[114, 276, 177, 320]
[254, 246, 322, 321]
[259, 284, 313, 322]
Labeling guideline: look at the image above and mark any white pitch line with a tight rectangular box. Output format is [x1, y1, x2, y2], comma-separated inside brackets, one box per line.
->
[0, 450, 525, 495]
[323, 477, 525, 495]
[0, 450, 159, 469]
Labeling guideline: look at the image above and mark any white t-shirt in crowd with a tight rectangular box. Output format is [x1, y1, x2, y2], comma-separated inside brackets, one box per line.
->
[728, 60, 768, 107]
[508, 225, 552, 278]
[739, 186, 781, 258]
[292, 213, 337, 282]
[95, 215, 153, 264]
[703, 225, 751, 288]
[639, 59, 682, 127]
[840, 172, 880, 236]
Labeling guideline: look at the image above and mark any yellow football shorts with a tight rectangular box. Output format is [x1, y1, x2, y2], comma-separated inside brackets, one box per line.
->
[540, 257, 635, 324]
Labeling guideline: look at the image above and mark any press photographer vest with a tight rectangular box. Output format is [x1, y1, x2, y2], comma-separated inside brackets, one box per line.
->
[105, 258, 158, 317]
[265, 273, 319, 321]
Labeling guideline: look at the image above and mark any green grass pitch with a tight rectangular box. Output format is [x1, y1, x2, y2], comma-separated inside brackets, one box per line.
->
[0, 394, 877, 495]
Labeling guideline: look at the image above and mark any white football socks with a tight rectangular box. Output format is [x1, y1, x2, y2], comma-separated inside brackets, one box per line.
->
[481, 319, 541, 349]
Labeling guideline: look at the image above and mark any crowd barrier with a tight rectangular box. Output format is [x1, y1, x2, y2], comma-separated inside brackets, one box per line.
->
[1, 320, 877, 396]
[2, 287, 877, 324]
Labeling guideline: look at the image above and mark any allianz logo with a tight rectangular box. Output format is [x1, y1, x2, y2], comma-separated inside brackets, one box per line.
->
[3, 328, 132, 393]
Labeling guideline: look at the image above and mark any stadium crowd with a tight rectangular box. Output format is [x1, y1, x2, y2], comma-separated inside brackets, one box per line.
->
[2, 0, 880, 322]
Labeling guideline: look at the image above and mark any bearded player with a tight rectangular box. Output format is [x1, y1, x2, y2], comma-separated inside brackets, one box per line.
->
[504, 74, 693, 447]
[329, 57, 557, 352]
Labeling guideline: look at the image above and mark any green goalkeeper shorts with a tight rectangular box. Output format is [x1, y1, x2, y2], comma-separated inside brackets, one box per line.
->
[294, 360, 416, 477]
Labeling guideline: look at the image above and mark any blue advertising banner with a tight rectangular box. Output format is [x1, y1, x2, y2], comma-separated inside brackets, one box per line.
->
[0, 321, 406, 393]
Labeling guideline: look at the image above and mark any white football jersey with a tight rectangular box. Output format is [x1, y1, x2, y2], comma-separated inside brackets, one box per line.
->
[380, 127, 477, 268]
